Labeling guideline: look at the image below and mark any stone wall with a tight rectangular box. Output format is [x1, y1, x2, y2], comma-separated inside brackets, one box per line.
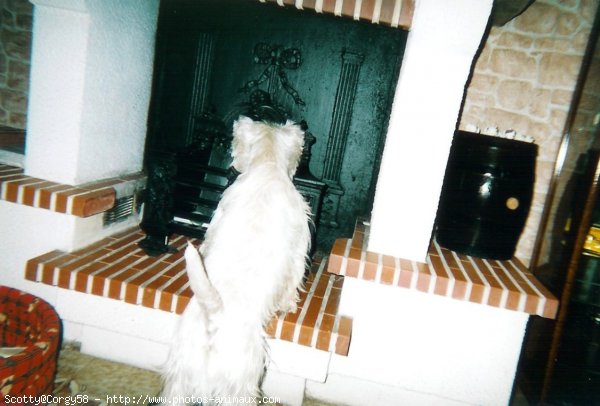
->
[0, 0, 33, 129]
[459, 0, 598, 266]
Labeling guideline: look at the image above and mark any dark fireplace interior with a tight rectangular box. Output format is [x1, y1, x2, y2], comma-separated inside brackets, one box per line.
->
[140, 0, 407, 256]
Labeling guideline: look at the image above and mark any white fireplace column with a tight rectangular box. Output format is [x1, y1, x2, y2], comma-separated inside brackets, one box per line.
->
[369, 0, 494, 263]
[25, 0, 159, 185]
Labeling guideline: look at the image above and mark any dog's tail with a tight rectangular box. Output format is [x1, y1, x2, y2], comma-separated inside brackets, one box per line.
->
[161, 243, 266, 402]
[159, 243, 225, 405]
[184, 242, 223, 315]
[184, 242, 267, 397]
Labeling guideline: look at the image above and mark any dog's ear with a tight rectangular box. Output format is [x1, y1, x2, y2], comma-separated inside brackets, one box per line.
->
[276, 120, 305, 177]
[231, 116, 256, 173]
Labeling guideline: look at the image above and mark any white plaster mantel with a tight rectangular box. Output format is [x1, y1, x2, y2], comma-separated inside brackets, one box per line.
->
[369, 0, 494, 263]
[25, 0, 159, 185]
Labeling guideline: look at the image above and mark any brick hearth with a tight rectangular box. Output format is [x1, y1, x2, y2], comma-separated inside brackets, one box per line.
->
[24, 228, 352, 356]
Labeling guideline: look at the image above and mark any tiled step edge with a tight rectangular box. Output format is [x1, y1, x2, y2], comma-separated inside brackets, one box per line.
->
[328, 219, 559, 319]
[265, 259, 351, 356]
[0, 164, 144, 217]
[259, 0, 415, 30]
[24, 228, 352, 356]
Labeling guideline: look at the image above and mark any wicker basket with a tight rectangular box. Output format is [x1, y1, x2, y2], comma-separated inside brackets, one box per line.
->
[0, 286, 62, 397]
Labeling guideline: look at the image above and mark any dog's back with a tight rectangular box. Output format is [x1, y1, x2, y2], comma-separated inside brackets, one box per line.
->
[160, 117, 311, 404]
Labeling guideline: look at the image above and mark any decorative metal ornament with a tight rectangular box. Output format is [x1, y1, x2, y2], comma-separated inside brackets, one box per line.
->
[191, 112, 230, 152]
[240, 42, 305, 106]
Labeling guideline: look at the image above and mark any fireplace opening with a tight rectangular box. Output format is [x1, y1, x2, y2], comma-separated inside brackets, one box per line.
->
[140, 0, 407, 256]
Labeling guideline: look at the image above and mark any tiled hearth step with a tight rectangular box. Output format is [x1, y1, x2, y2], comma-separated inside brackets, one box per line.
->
[0, 164, 144, 217]
[328, 219, 559, 319]
[25, 227, 351, 356]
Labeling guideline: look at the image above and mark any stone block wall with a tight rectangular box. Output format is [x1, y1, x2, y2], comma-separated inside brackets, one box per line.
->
[459, 0, 598, 266]
[0, 0, 33, 129]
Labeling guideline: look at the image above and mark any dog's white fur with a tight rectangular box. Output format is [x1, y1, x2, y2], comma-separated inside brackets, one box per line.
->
[160, 116, 311, 404]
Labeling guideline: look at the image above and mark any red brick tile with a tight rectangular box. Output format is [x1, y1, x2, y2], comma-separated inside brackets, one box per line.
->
[21, 181, 52, 206]
[487, 286, 504, 307]
[162, 272, 189, 296]
[102, 245, 141, 263]
[61, 248, 111, 271]
[543, 299, 559, 319]
[324, 286, 341, 316]
[345, 257, 360, 278]
[163, 260, 186, 278]
[57, 268, 73, 289]
[351, 231, 363, 250]
[42, 252, 77, 271]
[87, 256, 139, 290]
[3, 177, 35, 202]
[37, 184, 72, 210]
[25, 251, 64, 281]
[380, 267, 395, 285]
[131, 256, 162, 272]
[327, 253, 343, 276]
[299, 296, 322, 346]
[175, 290, 192, 314]
[41, 265, 57, 285]
[323, 0, 337, 14]
[330, 238, 348, 258]
[452, 279, 468, 300]
[24, 260, 40, 282]
[433, 276, 449, 297]
[336, 317, 352, 356]
[398, 0, 415, 28]
[360, 0, 376, 20]
[415, 272, 431, 293]
[54, 188, 87, 213]
[126, 261, 171, 290]
[280, 310, 301, 342]
[379, 0, 397, 26]
[142, 276, 171, 308]
[71, 188, 116, 217]
[316, 314, 334, 352]
[397, 267, 412, 288]
[107, 267, 143, 300]
[524, 295, 540, 315]
[363, 261, 377, 281]
[313, 274, 329, 297]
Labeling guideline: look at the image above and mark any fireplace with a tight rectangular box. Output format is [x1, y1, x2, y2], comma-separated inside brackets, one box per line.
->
[0, 0, 498, 402]
[20, 0, 493, 266]
[139, 0, 408, 255]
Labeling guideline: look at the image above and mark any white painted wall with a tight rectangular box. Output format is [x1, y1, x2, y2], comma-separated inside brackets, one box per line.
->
[310, 277, 529, 405]
[25, 0, 159, 185]
[0, 198, 142, 304]
[369, 0, 494, 263]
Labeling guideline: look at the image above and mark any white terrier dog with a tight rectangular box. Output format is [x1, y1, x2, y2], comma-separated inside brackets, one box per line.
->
[160, 116, 311, 404]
